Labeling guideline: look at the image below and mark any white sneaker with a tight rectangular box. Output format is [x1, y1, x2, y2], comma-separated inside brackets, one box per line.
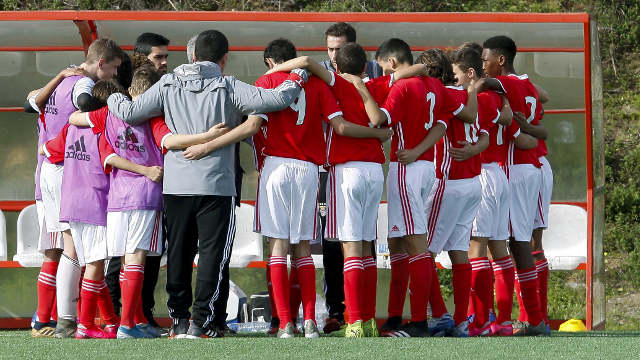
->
[303, 319, 320, 339]
[277, 322, 295, 339]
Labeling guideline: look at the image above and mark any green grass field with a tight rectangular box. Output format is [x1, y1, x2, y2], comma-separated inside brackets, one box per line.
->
[3, 331, 640, 359]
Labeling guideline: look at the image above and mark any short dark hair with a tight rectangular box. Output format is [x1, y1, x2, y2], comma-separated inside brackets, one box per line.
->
[195, 30, 229, 63]
[263, 38, 297, 64]
[325, 22, 356, 42]
[129, 65, 161, 97]
[134, 32, 170, 56]
[336, 42, 367, 75]
[451, 45, 483, 78]
[376, 38, 413, 65]
[92, 79, 124, 106]
[115, 52, 133, 90]
[416, 49, 456, 86]
[483, 35, 517, 67]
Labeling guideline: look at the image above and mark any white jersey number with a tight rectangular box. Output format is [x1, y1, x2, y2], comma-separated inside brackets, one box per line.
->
[290, 89, 307, 125]
[496, 124, 504, 146]
[525, 96, 537, 123]
[424, 92, 436, 130]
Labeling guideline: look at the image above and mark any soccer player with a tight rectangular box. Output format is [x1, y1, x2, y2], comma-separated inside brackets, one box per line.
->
[134, 33, 170, 74]
[450, 44, 515, 336]
[351, 39, 470, 337]
[70, 66, 229, 339]
[319, 22, 382, 333]
[107, 30, 309, 339]
[393, 48, 480, 337]
[265, 43, 401, 337]
[40, 80, 124, 339]
[30, 39, 124, 338]
[476, 35, 550, 336]
[104, 33, 170, 332]
[24, 66, 87, 337]
[181, 38, 388, 338]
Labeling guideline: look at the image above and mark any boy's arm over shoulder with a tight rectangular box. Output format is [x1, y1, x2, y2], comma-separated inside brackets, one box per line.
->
[227, 69, 308, 115]
[107, 80, 164, 125]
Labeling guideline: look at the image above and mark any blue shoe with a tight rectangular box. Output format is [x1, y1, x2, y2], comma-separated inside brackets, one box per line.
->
[117, 325, 152, 339]
[137, 323, 161, 338]
[428, 312, 454, 336]
[448, 320, 470, 338]
[489, 309, 496, 323]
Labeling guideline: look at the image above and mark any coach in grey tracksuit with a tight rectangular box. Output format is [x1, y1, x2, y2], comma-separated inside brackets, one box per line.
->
[107, 30, 308, 337]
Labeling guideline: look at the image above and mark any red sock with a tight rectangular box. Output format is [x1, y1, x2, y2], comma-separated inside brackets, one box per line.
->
[50, 296, 58, 322]
[289, 263, 301, 322]
[514, 273, 528, 322]
[121, 264, 144, 328]
[79, 278, 101, 328]
[516, 267, 542, 325]
[97, 279, 119, 326]
[362, 256, 377, 322]
[469, 257, 492, 327]
[343, 257, 363, 323]
[269, 256, 290, 329]
[266, 264, 278, 320]
[295, 256, 316, 323]
[408, 253, 431, 323]
[488, 268, 495, 317]
[536, 258, 549, 324]
[492, 256, 515, 324]
[452, 263, 472, 326]
[77, 267, 85, 316]
[388, 253, 409, 318]
[428, 261, 448, 318]
[36, 261, 58, 323]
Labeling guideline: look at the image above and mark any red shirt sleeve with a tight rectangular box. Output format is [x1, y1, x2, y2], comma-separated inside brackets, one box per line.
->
[149, 116, 172, 154]
[443, 87, 468, 120]
[43, 124, 69, 164]
[88, 106, 109, 134]
[98, 133, 116, 174]
[382, 82, 407, 126]
[505, 120, 521, 140]
[317, 81, 343, 123]
[365, 75, 393, 104]
[477, 91, 500, 135]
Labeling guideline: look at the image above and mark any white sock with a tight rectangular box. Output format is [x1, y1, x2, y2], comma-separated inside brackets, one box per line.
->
[56, 254, 81, 321]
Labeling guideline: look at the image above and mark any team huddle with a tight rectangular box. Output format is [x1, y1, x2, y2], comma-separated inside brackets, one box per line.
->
[26, 22, 553, 340]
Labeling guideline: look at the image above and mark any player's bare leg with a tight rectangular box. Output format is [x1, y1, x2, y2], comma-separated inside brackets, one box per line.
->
[531, 227, 549, 324]
[381, 237, 408, 332]
[269, 238, 294, 337]
[468, 237, 492, 336]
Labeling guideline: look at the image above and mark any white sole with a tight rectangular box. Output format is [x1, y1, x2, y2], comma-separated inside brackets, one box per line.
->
[304, 333, 320, 339]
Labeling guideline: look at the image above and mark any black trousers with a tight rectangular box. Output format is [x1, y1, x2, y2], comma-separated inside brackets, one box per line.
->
[164, 194, 235, 329]
[319, 171, 346, 320]
[104, 246, 163, 325]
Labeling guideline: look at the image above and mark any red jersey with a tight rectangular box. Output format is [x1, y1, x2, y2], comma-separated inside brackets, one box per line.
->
[435, 86, 485, 180]
[325, 72, 392, 165]
[477, 90, 504, 164]
[252, 123, 267, 171]
[382, 77, 462, 162]
[495, 75, 542, 167]
[256, 73, 342, 166]
[512, 74, 548, 158]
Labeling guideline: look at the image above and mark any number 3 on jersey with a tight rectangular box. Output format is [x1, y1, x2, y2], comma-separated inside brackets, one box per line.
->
[424, 92, 435, 130]
[289, 89, 306, 125]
